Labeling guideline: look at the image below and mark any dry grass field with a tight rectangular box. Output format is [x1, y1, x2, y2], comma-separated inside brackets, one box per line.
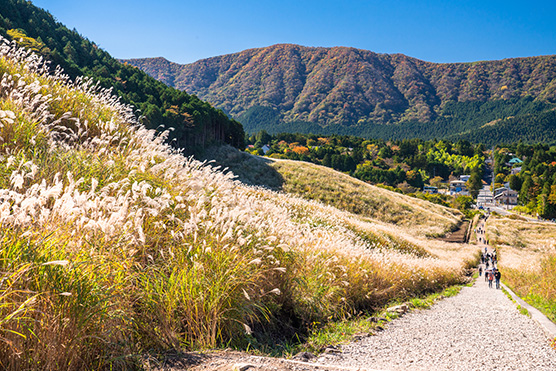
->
[486, 215, 556, 322]
[205, 147, 463, 238]
[486, 216, 556, 268]
[0, 39, 478, 370]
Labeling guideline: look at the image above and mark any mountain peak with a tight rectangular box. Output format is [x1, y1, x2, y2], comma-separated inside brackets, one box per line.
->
[124, 45, 556, 142]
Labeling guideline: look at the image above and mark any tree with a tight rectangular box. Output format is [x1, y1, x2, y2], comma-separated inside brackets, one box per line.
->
[508, 174, 522, 191]
[255, 130, 272, 145]
[453, 195, 473, 211]
[494, 173, 506, 184]
[537, 183, 555, 218]
[474, 143, 486, 156]
[331, 155, 342, 171]
[406, 170, 424, 189]
[520, 176, 532, 204]
[430, 176, 445, 188]
[455, 139, 474, 157]
[322, 153, 332, 167]
[466, 171, 483, 198]
[378, 146, 392, 158]
[343, 156, 357, 173]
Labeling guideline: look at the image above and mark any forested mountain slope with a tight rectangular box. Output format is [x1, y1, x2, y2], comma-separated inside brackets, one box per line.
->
[0, 0, 244, 152]
[126, 44, 556, 144]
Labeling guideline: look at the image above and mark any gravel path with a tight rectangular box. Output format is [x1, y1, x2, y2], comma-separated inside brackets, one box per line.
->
[317, 277, 556, 370]
[180, 218, 556, 371]
[317, 220, 556, 370]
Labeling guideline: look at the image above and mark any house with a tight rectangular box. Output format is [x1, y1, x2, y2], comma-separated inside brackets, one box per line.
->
[494, 187, 507, 197]
[423, 186, 438, 194]
[494, 188, 518, 206]
[507, 157, 523, 167]
[511, 166, 522, 175]
[459, 175, 471, 182]
[449, 180, 469, 195]
[261, 144, 271, 154]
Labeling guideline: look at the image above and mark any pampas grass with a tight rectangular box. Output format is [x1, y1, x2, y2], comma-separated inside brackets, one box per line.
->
[0, 37, 473, 370]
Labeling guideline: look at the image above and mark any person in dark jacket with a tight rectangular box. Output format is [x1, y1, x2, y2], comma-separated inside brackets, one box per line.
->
[494, 269, 501, 289]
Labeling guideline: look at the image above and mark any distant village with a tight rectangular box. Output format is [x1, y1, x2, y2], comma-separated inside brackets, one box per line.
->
[424, 156, 523, 209]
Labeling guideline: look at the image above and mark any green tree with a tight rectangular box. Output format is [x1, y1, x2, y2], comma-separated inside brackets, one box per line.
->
[255, 130, 272, 145]
[378, 146, 392, 158]
[508, 174, 522, 192]
[322, 153, 332, 167]
[537, 183, 555, 218]
[406, 170, 424, 189]
[466, 171, 483, 198]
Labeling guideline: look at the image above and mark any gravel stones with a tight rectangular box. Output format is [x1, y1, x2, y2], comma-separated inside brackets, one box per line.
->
[317, 278, 556, 371]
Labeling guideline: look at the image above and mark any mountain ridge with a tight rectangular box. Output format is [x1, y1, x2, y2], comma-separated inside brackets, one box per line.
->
[124, 44, 556, 142]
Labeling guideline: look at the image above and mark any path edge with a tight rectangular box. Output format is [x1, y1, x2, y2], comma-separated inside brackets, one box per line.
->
[501, 282, 556, 339]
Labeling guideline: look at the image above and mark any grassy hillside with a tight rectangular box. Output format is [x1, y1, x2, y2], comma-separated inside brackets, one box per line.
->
[125, 45, 556, 144]
[486, 215, 556, 322]
[203, 146, 463, 237]
[0, 0, 244, 152]
[0, 38, 477, 370]
[269, 159, 462, 236]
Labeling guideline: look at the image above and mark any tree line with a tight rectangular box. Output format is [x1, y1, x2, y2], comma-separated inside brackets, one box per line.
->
[494, 143, 556, 219]
[246, 131, 485, 195]
[0, 0, 244, 153]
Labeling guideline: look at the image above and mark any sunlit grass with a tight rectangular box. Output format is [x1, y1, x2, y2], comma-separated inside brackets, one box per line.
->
[485, 215, 556, 323]
[0, 38, 475, 369]
[268, 159, 463, 237]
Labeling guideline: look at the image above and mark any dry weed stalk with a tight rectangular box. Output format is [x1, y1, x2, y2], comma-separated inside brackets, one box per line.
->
[0, 37, 472, 369]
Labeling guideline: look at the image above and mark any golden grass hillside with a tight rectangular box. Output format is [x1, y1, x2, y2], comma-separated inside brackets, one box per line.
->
[204, 146, 463, 237]
[0, 38, 476, 370]
[486, 215, 556, 322]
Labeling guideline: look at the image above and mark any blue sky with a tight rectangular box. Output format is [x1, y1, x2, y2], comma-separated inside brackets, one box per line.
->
[33, 0, 556, 64]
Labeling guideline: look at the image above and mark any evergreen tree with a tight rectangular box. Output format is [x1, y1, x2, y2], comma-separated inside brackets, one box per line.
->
[467, 171, 483, 197]
[322, 153, 332, 167]
[508, 174, 522, 191]
[520, 176, 532, 204]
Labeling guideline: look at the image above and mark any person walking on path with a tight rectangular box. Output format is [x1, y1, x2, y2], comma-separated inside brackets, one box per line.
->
[317, 255, 556, 371]
[488, 269, 494, 288]
[495, 269, 501, 289]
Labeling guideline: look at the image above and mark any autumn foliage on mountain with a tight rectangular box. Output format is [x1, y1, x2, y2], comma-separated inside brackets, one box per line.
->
[126, 44, 556, 144]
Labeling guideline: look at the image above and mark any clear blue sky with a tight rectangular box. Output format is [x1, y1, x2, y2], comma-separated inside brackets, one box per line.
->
[32, 0, 556, 64]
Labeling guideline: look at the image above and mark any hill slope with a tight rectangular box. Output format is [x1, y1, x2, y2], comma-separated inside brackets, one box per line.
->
[0, 37, 476, 369]
[203, 146, 462, 237]
[0, 0, 244, 152]
[125, 44, 556, 144]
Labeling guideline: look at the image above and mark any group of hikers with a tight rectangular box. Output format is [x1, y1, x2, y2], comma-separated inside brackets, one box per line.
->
[478, 246, 501, 289]
[476, 223, 502, 289]
[475, 226, 489, 245]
